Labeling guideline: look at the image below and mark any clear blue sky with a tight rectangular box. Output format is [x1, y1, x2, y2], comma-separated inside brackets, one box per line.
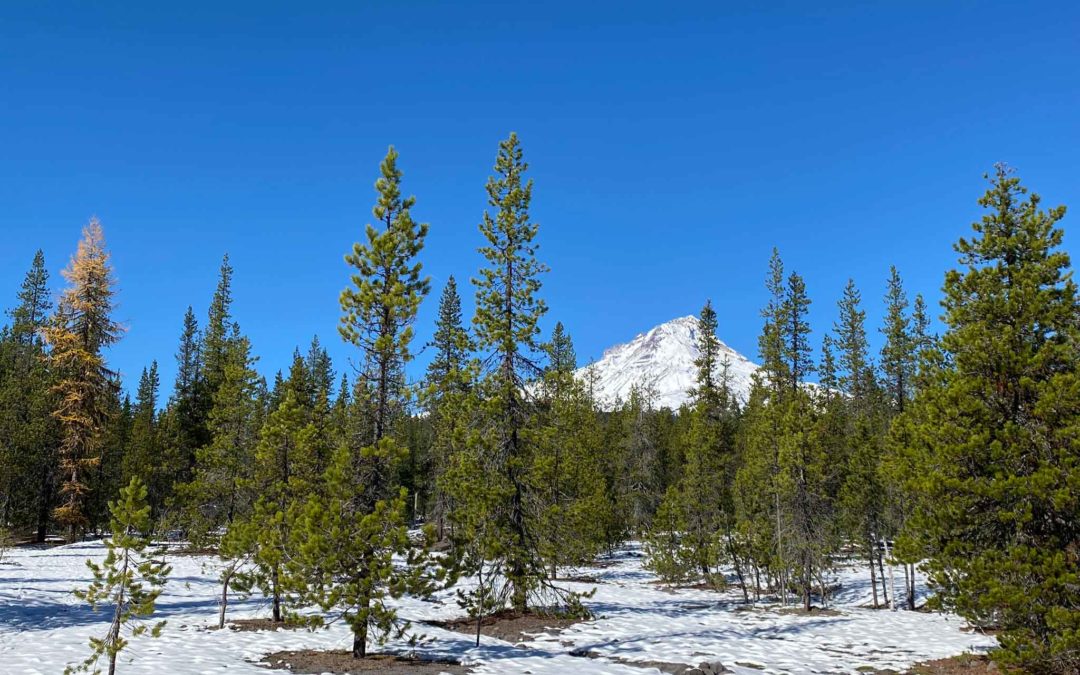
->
[2, 2, 1078, 398]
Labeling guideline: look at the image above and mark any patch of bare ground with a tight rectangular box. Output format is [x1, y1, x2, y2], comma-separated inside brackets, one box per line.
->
[557, 574, 599, 583]
[774, 606, 843, 616]
[569, 649, 732, 674]
[431, 609, 583, 644]
[167, 545, 218, 557]
[260, 650, 472, 674]
[904, 654, 1010, 674]
[227, 618, 308, 632]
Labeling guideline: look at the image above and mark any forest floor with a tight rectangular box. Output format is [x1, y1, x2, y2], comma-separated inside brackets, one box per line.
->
[0, 541, 995, 674]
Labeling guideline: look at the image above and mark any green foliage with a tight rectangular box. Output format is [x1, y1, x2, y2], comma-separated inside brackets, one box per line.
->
[466, 132, 554, 613]
[122, 362, 168, 521]
[339, 145, 430, 442]
[292, 443, 436, 658]
[645, 301, 738, 590]
[67, 477, 170, 675]
[176, 330, 261, 543]
[421, 276, 475, 537]
[222, 389, 317, 623]
[535, 325, 611, 575]
[0, 249, 60, 542]
[903, 165, 1080, 671]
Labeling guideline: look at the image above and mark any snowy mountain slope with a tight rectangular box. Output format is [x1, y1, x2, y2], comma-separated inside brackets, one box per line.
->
[578, 315, 759, 410]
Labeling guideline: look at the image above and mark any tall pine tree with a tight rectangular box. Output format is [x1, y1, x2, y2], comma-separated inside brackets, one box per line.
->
[44, 219, 123, 541]
[906, 166, 1080, 670]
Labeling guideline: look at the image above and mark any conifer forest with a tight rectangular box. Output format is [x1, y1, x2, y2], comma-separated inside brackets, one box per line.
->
[2, 132, 1078, 674]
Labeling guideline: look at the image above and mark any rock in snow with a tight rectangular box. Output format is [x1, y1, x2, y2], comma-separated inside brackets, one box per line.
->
[577, 315, 759, 411]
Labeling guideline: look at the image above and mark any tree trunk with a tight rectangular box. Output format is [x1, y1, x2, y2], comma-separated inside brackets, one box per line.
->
[869, 538, 879, 609]
[727, 533, 749, 603]
[352, 629, 366, 658]
[35, 463, 51, 543]
[876, 548, 888, 607]
[906, 563, 917, 610]
[218, 564, 234, 629]
[271, 565, 282, 622]
[109, 549, 130, 675]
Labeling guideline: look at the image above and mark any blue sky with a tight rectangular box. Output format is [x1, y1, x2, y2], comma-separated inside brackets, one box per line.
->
[2, 2, 1078, 397]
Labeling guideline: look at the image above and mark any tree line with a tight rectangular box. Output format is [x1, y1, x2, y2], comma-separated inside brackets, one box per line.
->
[0, 148, 1076, 672]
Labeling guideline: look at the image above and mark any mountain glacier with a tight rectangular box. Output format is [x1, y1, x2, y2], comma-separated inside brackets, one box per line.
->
[577, 315, 759, 410]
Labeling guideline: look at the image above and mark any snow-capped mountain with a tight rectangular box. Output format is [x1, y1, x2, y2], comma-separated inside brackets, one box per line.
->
[578, 315, 759, 410]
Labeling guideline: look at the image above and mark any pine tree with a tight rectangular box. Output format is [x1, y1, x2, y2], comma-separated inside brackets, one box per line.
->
[165, 307, 205, 486]
[758, 248, 789, 394]
[339, 145, 430, 445]
[880, 267, 913, 414]
[645, 300, 736, 588]
[10, 249, 52, 345]
[0, 250, 59, 541]
[781, 271, 814, 392]
[469, 132, 552, 613]
[878, 267, 921, 609]
[44, 219, 123, 541]
[223, 389, 317, 624]
[67, 477, 170, 675]
[834, 280, 889, 607]
[536, 322, 609, 577]
[202, 255, 235, 396]
[178, 329, 260, 542]
[906, 165, 1080, 671]
[423, 277, 474, 539]
[122, 363, 166, 521]
[293, 145, 431, 659]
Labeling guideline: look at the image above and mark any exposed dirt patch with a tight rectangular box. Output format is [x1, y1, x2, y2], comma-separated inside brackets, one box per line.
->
[557, 574, 599, 583]
[260, 650, 472, 674]
[905, 654, 1008, 674]
[227, 618, 308, 632]
[775, 606, 843, 617]
[569, 648, 732, 674]
[167, 545, 219, 557]
[431, 609, 584, 644]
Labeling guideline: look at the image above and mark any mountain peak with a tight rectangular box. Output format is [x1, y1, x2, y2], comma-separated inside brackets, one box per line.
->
[580, 315, 759, 410]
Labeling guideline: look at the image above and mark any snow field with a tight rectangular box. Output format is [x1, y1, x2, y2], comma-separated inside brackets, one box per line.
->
[0, 542, 994, 674]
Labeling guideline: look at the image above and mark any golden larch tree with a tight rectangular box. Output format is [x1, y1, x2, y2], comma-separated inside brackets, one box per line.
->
[44, 218, 123, 540]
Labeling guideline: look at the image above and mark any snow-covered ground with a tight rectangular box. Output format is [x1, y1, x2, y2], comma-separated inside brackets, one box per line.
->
[0, 541, 994, 674]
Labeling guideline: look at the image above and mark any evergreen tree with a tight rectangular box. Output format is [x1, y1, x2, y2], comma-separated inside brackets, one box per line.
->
[536, 323, 609, 577]
[878, 267, 921, 609]
[468, 132, 552, 613]
[44, 219, 123, 540]
[178, 329, 260, 542]
[9, 249, 52, 345]
[202, 255, 235, 396]
[781, 271, 814, 392]
[292, 145, 432, 659]
[0, 250, 59, 541]
[339, 145, 430, 444]
[122, 363, 166, 521]
[67, 477, 170, 675]
[833, 280, 889, 607]
[758, 248, 789, 393]
[544, 321, 577, 380]
[166, 307, 205, 486]
[224, 389, 317, 624]
[906, 166, 1080, 671]
[645, 301, 737, 589]
[423, 277, 474, 538]
[880, 267, 914, 414]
